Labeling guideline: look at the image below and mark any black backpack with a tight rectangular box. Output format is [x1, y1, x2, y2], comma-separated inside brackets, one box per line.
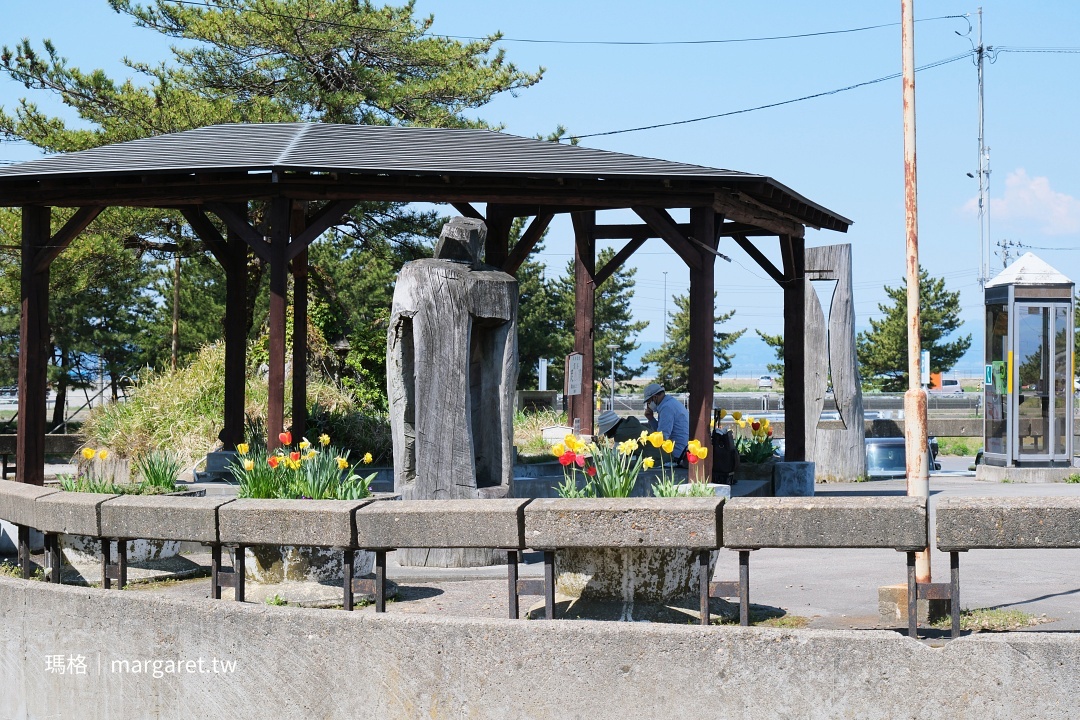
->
[711, 427, 739, 485]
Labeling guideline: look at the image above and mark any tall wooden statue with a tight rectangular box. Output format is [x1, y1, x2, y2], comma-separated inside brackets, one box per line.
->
[387, 217, 518, 566]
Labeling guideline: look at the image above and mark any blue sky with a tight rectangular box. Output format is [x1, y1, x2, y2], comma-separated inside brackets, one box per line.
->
[3, 1, 1079, 375]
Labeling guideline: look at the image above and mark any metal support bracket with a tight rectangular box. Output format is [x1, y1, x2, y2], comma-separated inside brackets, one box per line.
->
[211, 544, 245, 601]
[101, 538, 128, 590]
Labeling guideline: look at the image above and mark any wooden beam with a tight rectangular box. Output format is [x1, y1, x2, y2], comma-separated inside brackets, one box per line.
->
[266, 198, 290, 452]
[593, 238, 646, 288]
[594, 223, 686, 240]
[782, 234, 806, 462]
[291, 202, 309, 442]
[716, 222, 774, 237]
[207, 202, 270, 262]
[18, 206, 51, 486]
[632, 206, 702, 271]
[33, 206, 104, 273]
[503, 211, 553, 275]
[688, 207, 716, 480]
[451, 202, 485, 221]
[732, 234, 786, 284]
[179, 207, 229, 266]
[713, 192, 806, 238]
[289, 199, 355, 260]
[570, 211, 596, 434]
[484, 204, 513, 268]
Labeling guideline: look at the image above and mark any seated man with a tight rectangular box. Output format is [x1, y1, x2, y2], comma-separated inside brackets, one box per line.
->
[596, 410, 664, 465]
[642, 383, 690, 463]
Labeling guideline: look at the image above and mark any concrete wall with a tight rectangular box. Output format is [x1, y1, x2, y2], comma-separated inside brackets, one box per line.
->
[2, 576, 1079, 719]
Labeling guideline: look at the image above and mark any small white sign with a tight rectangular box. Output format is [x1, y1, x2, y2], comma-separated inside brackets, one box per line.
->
[985, 364, 993, 386]
[920, 349, 930, 386]
[565, 353, 583, 396]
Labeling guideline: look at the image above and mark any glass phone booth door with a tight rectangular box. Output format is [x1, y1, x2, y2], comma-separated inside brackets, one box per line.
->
[1012, 303, 1072, 462]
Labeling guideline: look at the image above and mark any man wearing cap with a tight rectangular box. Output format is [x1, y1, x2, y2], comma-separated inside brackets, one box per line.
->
[642, 383, 690, 463]
[596, 409, 664, 465]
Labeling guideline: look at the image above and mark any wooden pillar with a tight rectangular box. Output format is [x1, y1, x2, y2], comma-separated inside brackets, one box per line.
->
[17, 206, 50, 486]
[267, 198, 291, 451]
[782, 234, 806, 461]
[570, 212, 596, 434]
[688, 207, 716, 479]
[220, 211, 248, 450]
[484, 204, 512, 269]
[291, 203, 308, 442]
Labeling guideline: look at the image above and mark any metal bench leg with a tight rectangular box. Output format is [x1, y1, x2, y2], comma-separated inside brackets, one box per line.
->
[699, 550, 711, 626]
[950, 551, 961, 639]
[343, 549, 354, 611]
[2, 453, 9, 480]
[234, 545, 245, 602]
[374, 550, 386, 613]
[44, 533, 61, 583]
[211, 544, 222, 600]
[907, 551, 917, 639]
[117, 540, 128, 589]
[544, 550, 555, 620]
[17, 525, 31, 579]
[739, 550, 750, 627]
[507, 550, 520, 620]
[101, 539, 112, 590]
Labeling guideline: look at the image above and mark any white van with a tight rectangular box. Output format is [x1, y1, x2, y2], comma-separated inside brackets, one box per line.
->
[929, 378, 962, 395]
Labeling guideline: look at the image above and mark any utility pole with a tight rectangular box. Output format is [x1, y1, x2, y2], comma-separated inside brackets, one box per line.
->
[902, 0, 931, 586]
[975, 7, 992, 287]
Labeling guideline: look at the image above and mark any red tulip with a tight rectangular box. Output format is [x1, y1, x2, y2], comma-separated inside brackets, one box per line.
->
[279, 431, 292, 446]
[559, 451, 575, 466]
[290, 451, 301, 462]
[687, 452, 699, 465]
[267, 456, 280, 469]
[751, 421, 761, 431]
[767, 428, 774, 437]
[586, 465, 597, 477]
[575, 453, 586, 468]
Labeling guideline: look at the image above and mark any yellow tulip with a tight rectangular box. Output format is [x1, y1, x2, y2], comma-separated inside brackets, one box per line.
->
[642, 456, 655, 469]
[737, 419, 747, 429]
[732, 411, 742, 422]
[97, 449, 109, 460]
[81, 448, 96, 461]
[564, 434, 577, 448]
[648, 431, 665, 449]
[552, 443, 566, 457]
[319, 434, 330, 446]
[687, 439, 701, 452]
[336, 457, 349, 470]
[243, 459, 255, 472]
[695, 446, 709, 460]
[363, 452, 373, 464]
[662, 439, 674, 454]
[236, 443, 249, 456]
[718, 409, 727, 421]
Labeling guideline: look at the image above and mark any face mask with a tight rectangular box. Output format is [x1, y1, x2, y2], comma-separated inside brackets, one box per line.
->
[646, 400, 657, 412]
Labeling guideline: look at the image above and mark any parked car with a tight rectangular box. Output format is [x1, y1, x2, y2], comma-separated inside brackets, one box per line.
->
[757, 375, 774, 389]
[929, 378, 963, 395]
[865, 437, 941, 479]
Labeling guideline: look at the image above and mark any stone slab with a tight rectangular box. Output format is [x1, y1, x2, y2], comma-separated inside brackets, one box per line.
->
[0, 479, 59, 527]
[33, 491, 119, 536]
[773, 461, 815, 497]
[100, 495, 235, 543]
[5, 577, 1080, 719]
[975, 464, 1079, 483]
[524, 498, 722, 549]
[218, 499, 371, 547]
[356, 499, 528, 549]
[723, 496, 927, 550]
[936, 496, 1080, 550]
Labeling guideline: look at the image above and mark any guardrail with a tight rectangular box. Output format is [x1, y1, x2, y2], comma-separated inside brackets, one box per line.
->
[2, 480, 1073, 638]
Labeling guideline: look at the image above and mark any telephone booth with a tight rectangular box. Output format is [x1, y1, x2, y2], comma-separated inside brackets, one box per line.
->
[983, 253, 1075, 467]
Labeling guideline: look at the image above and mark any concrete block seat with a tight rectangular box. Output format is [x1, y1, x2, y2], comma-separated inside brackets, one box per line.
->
[218, 498, 374, 605]
[355, 499, 531, 616]
[721, 497, 928, 633]
[936, 496, 1080, 638]
[0, 480, 59, 579]
[35, 488, 123, 587]
[523, 497, 724, 622]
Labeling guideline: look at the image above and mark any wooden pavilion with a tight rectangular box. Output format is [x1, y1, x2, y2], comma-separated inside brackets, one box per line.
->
[0, 123, 850, 484]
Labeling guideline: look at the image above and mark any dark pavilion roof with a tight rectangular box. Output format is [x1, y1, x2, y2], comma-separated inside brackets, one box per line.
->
[0, 123, 850, 232]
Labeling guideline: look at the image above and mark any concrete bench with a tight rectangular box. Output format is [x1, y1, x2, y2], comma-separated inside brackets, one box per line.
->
[936, 496, 1080, 638]
[219, 498, 374, 604]
[356, 498, 530, 615]
[524, 497, 723, 622]
[0, 480, 59, 578]
[722, 497, 928, 634]
[34, 489, 123, 587]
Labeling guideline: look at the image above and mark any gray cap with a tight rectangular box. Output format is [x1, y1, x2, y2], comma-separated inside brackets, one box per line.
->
[642, 383, 664, 403]
[596, 410, 621, 436]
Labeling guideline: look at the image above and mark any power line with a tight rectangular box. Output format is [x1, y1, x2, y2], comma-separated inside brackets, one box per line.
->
[568, 50, 975, 140]
[169, 2, 968, 47]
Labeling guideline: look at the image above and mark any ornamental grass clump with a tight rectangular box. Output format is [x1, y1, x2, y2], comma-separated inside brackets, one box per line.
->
[229, 432, 376, 500]
[60, 447, 179, 495]
[716, 409, 776, 464]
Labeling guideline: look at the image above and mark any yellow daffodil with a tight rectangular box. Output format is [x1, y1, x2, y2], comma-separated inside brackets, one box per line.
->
[639, 430, 649, 442]
[81, 448, 96, 460]
[236, 443, 249, 456]
[661, 439, 674, 454]
[319, 434, 330, 446]
[336, 457, 349, 470]
[617, 439, 637, 456]
[97, 449, 109, 460]
[299, 438, 311, 450]
[363, 452, 373, 464]
[304, 450, 316, 460]
[642, 456, 655, 469]
[732, 411, 742, 422]
[551, 442, 567, 457]
[737, 419, 747, 429]
[648, 431, 665, 449]
[243, 459, 255, 472]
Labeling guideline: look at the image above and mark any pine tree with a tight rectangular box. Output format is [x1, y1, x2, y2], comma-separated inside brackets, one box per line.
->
[856, 267, 971, 391]
[642, 293, 745, 392]
[755, 330, 785, 385]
